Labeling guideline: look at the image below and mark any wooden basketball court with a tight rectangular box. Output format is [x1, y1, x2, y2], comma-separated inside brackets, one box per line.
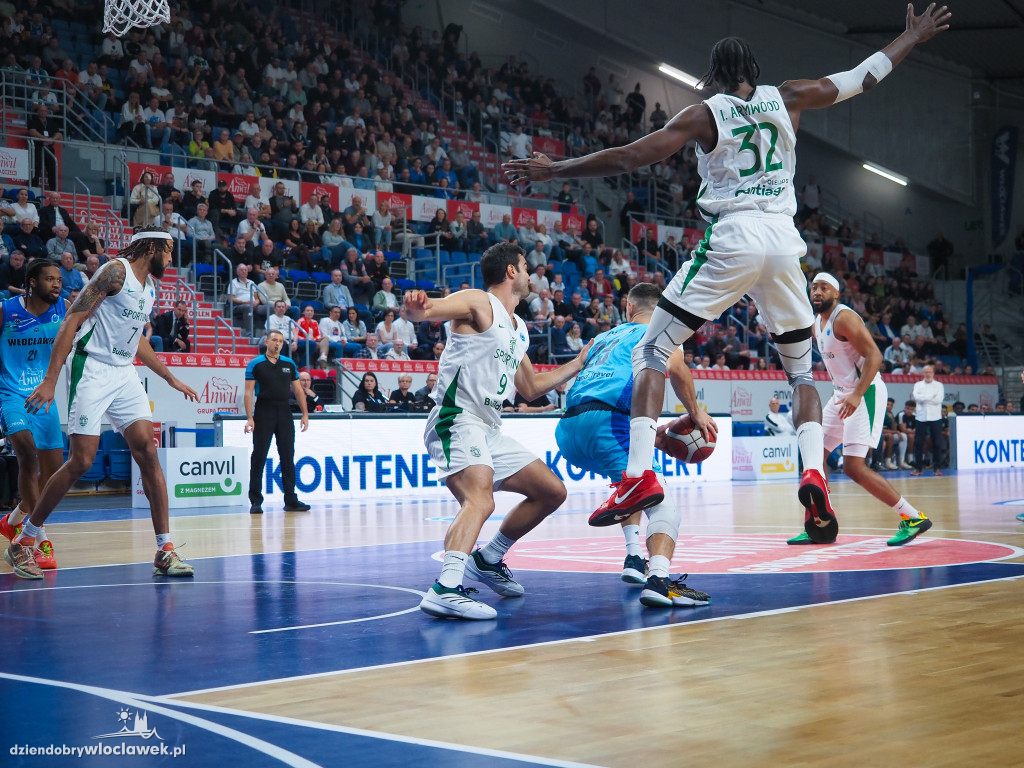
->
[2, 469, 1022, 767]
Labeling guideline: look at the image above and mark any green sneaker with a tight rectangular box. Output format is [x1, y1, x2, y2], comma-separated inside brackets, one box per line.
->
[887, 515, 932, 547]
[787, 531, 835, 545]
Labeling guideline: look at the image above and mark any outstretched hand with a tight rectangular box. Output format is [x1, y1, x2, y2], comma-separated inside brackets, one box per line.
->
[502, 152, 554, 187]
[906, 3, 951, 43]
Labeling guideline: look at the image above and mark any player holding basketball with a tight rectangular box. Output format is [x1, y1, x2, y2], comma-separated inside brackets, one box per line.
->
[556, 283, 714, 606]
[405, 243, 591, 620]
[8, 228, 198, 580]
[505, 4, 951, 543]
[789, 273, 931, 547]
[0, 260, 68, 574]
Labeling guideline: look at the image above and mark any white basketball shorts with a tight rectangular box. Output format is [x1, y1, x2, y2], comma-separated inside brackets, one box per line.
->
[822, 380, 887, 458]
[424, 410, 537, 489]
[66, 353, 153, 437]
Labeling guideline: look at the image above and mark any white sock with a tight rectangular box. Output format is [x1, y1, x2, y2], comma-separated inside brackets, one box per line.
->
[622, 525, 642, 557]
[8, 505, 26, 526]
[155, 533, 172, 550]
[892, 497, 921, 518]
[796, 422, 825, 474]
[648, 554, 671, 580]
[18, 520, 41, 543]
[897, 439, 907, 463]
[438, 551, 469, 588]
[479, 531, 516, 564]
[36, 526, 47, 543]
[625, 417, 657, 477]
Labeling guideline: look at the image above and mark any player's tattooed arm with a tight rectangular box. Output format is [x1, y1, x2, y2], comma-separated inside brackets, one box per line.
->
[26, 261, 127, 412]
[68, 259, 125, 317]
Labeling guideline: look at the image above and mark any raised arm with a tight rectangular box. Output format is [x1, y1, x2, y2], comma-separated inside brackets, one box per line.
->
[403, 288, 493, 332]
[780, 3, 951, 113]
[503, 104, 715, 186]
[26, 259, 126, 413]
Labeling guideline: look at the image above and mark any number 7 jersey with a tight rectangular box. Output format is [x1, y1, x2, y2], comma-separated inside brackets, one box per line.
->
[73, 257, 156, 367]
[696, 85, 797, 220]
[428, 292, 528, 428]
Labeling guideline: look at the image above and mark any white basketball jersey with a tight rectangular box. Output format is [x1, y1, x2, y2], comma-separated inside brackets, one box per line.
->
[814, 304, 881, 394]
[74, 258, 157, 366]
[696, 85, 798, 220]
[430, 292, 528, 427]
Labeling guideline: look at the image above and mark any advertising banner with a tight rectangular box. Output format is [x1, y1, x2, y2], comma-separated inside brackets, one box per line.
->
[132, 448, 248, 508]
[732, 436, 799, 481]
[0, 147, 30, 181]
[954, 415, 1024, 470]
[990, 125, 1018, 249]
[219, 415, 734, 501]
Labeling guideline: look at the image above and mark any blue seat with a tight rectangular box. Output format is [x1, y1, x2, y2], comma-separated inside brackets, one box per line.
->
[416, 280, 435, 290]
[450, 251, 468, 264]
[383, 250, 402, 261]
[394, 278, 415, 291]
[300, 300, 325, 312]
[196, 429, 215, 448]
[100, 430, 131, 483]
[311, 271, 332, 284]
[289, 269, 311, 281]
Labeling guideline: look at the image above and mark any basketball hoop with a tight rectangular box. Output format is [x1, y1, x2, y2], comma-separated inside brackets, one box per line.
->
[103, 0, 170, 37]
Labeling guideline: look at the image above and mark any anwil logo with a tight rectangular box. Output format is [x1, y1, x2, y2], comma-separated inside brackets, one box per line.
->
[200, 376, 238, 404]
[732, 387, 753, 410]
[0, 151, 17, 172]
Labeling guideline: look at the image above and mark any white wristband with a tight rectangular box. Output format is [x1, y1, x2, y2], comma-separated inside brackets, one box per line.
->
[826, 51, 893, 103]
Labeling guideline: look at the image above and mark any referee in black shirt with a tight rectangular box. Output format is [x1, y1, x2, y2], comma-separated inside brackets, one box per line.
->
[244, 330, 310, 514]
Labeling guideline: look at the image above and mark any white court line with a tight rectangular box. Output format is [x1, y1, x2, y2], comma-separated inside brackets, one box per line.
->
[0, 671, 319, 767]
[0, 672, 605, 768]
[165, 573, 1024, 699]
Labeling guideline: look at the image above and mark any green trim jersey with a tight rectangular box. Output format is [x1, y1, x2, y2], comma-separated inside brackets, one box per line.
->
[429, 292, 528, 429]
[696, 85, 797, 220]
[815, 304, 882, 393]
[73, 258, 156, 367]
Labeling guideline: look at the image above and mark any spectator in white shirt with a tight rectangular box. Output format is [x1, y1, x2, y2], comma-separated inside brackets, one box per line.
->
[391, 305, 418, 355]
[299, 193, 325, 229]
[883, 337, 911, 373]
[318, 305, 359, 359]
[236, 208, 268, 246]
[9, 189, 39, 227]
[764, 397, 796, 435]
[238, 112, 259, 137]
[228, 263, 266, 329]
[142, 97, 170, 149]
[911, 365, 945, 476]
[529, 264, 550, 296]
[385, 338, 411, 361]
[155, 201, 190, 240]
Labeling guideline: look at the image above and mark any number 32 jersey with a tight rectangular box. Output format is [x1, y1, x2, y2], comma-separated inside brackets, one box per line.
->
[696, 85, 798, 220]
[429, 292, 527, 428]
[73, 257, 156, 367]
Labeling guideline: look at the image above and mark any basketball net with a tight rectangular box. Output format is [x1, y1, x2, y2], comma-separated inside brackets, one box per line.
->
[103, 0, 170, 37]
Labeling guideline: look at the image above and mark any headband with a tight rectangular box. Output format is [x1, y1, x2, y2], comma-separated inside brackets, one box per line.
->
[812, 272, 840, 291]
[130, 231, 174, 245]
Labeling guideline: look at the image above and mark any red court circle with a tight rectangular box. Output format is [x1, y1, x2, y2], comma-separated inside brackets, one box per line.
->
[502, 535, 1022, 574]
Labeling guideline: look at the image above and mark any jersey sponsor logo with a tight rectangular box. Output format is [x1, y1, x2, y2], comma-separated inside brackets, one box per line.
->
[5, 337, 53, 346]
[493, 348, 521, 370]
[483, 396, 502, 412]
[121, 308, 150, 322]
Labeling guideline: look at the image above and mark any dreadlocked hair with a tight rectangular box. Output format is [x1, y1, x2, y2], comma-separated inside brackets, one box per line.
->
[698, 37, 760, 93]
[119, 226, 168, 262]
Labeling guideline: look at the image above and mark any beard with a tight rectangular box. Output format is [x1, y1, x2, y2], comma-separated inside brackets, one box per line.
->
[812, 296, 835, 314]
[41, 289, 61, 305]
[149, 256, 167, 279]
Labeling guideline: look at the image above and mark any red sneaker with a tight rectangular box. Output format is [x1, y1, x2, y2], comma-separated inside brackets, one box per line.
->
[34, 540, 57, 570]
[589, 470, 664, 527]
[798, 469, 838, 543]
[0, 513, 20, 543]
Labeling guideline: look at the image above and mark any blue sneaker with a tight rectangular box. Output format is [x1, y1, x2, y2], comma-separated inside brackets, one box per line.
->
[1016, 511, 1024, 522]
[621, 554, 648, 584]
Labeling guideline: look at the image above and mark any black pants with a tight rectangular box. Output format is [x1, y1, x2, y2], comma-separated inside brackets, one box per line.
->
[249, 402, 299, 505]
[914, 419, 945, 470]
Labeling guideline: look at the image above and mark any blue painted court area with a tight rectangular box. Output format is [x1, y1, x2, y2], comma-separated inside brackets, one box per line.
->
[2, 538, 1022, 767]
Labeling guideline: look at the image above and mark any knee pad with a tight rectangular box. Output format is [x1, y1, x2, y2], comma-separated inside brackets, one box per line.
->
[631, 306, 695, 378]
[771, 327, 813, 388]
[644, 473, 680, 541]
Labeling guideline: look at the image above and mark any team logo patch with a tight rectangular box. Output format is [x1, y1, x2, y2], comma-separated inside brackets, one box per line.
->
[509, 339, 515, 355]
[469, 446, 481, 457]
[139, 299, 145, 311]
[79, 415, 89, 427]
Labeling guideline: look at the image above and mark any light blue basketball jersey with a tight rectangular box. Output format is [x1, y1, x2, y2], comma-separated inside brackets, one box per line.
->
[565, 322, 646, 412]
[0, 295, 66, 396]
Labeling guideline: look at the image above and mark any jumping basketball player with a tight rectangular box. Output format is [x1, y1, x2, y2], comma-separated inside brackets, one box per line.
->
[504, 4, 951, 543]
[788, 273, 931, 547]
[406, 243, 592, 620]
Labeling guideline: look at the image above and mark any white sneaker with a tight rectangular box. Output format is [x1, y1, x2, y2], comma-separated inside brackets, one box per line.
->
[886, 458, 897, 470]
[419, 582, 497, 620]
[899, 461, 913, 470]
[464, 550, 525, 597]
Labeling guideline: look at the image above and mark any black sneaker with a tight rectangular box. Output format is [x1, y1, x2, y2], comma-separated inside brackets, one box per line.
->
[249, 503, 263, 515]
[640, 574, 710, 608]
[621, 554, 648, 584]
[283, 500, 311, 511]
